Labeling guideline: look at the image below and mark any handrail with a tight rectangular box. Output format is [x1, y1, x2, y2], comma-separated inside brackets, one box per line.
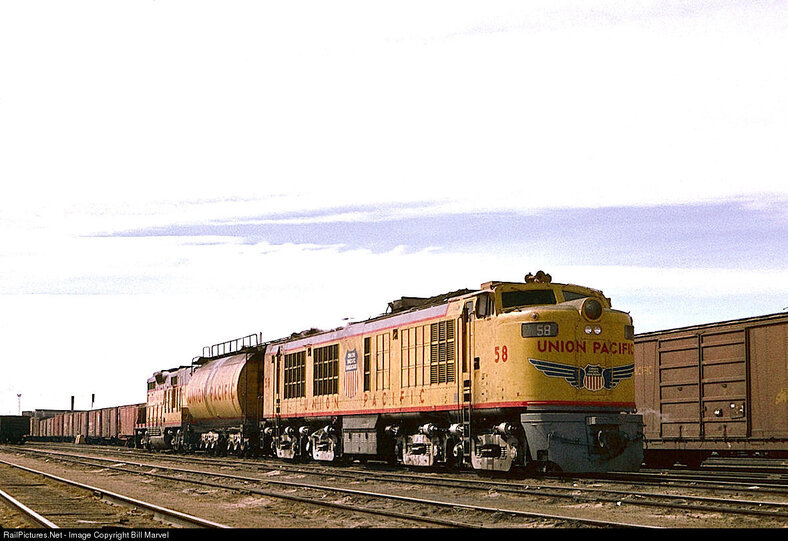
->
[202, 334, 259, 359]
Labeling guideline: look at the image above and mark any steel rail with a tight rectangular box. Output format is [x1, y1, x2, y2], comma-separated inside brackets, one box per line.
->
[1, 451, 476, 528]
[572, 470, 788, 491]
[0, 458, 229, 529]
[253, 461, 788, 518]
[12, 444, 788, 519]
[13, 446, 788, 523]
[0, 486, 60, 528]
[23, 446, 787, 519]
[22, 442, 788, 490]
[24, 441, 788, 492]
[10, 448, 660, 528]
[640, 467, 788, 483]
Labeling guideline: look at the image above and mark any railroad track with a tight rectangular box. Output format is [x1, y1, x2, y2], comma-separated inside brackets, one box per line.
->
[572, 469, 788, 494]
[0, 458, 228, 528]
[701, 457, 788, 474]
[7, 446, 788, 528]
[3, 446, 663, 528]
[25, 441, 788, 491]
[109, 448, 788, 521]
[19, 441, 788, 504]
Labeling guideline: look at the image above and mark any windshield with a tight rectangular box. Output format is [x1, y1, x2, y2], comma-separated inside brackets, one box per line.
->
[562, 290, 590, 302]
[501, 289, 557, 309]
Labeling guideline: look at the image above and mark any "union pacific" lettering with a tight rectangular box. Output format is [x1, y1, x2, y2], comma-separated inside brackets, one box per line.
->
[537, 340, 634, 355]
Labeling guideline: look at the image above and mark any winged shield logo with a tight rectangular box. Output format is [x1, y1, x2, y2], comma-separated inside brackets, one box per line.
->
[528, 358, 634, 392]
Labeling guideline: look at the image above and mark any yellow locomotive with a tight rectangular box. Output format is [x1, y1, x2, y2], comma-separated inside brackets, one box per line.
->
[260, 271, 642, 472]
[139, 272, 643, 473]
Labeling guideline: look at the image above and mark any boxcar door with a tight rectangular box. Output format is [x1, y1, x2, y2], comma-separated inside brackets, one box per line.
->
[698, 327, 749, 440]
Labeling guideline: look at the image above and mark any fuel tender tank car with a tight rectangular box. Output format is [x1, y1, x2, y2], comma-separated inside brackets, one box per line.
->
[185, 344, 263, 455]
[138, 336, 263, 454]
[261, 272, 643, 473]
[634, 312, 788, 467]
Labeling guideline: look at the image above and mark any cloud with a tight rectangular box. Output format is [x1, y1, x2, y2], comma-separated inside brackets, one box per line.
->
[86, 199, 788, 268]
[2, 1, 787, 220]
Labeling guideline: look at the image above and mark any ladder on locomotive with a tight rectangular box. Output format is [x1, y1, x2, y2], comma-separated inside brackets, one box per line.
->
[460, 376, 472, 466]
[460, 301, 474, 466]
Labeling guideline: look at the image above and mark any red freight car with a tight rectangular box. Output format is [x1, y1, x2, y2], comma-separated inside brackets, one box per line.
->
[100, 407, 117, 440]
[24, 411, 70, 441]
[63, 412, 75, 440]
[118, 404, 144, 446]
[77, 411, 89, 440]
[64, 411, 88, 441]
[53, 414, 64, 441]
[29, 417, 40, 438]
[634, 312, 788, 467]
[88, 409, 101, 440]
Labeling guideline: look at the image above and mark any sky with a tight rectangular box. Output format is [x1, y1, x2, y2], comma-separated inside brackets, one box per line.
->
[1, 1, 786, 414]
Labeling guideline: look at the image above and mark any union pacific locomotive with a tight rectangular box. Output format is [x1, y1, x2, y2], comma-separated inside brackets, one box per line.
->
[138, 272, 643, 473]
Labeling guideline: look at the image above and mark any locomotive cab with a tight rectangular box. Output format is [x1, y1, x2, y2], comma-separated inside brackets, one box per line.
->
[140, 366, 193, 451]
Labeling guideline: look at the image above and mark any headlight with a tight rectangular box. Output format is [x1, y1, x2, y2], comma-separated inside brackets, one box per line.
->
[582, 298, 603, 321]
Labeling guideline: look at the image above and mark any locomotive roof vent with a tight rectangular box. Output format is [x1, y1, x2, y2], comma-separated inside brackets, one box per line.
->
[387, 288, 473, 314]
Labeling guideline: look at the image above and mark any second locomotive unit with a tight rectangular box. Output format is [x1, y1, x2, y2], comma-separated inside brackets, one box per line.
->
[138, 272, 643, 473]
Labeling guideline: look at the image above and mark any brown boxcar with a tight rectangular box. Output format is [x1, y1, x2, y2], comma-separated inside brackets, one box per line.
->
[635, 312, 788, 466]
[101, 407, 119, 440]
[67, 412, 75, 439]
[29, 417, 40, 438]
[53, 414, 64, 441]
[77, 411, 89, 439]
[88, 409, 101, 439]
[118, 404, 143, 446]
[63, 411, 79, 441]
[24, 410, 70, 440]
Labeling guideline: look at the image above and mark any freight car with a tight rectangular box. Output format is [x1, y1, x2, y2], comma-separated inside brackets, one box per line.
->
[634, 312, 788, 467]
[62, 411, 88, 442]
[137, 272, 643, 473]
[119, 403, 145, 447]
[0, 416, 30, 443]
[25, 405, 144, 445]
[25, 410, 69, 441]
